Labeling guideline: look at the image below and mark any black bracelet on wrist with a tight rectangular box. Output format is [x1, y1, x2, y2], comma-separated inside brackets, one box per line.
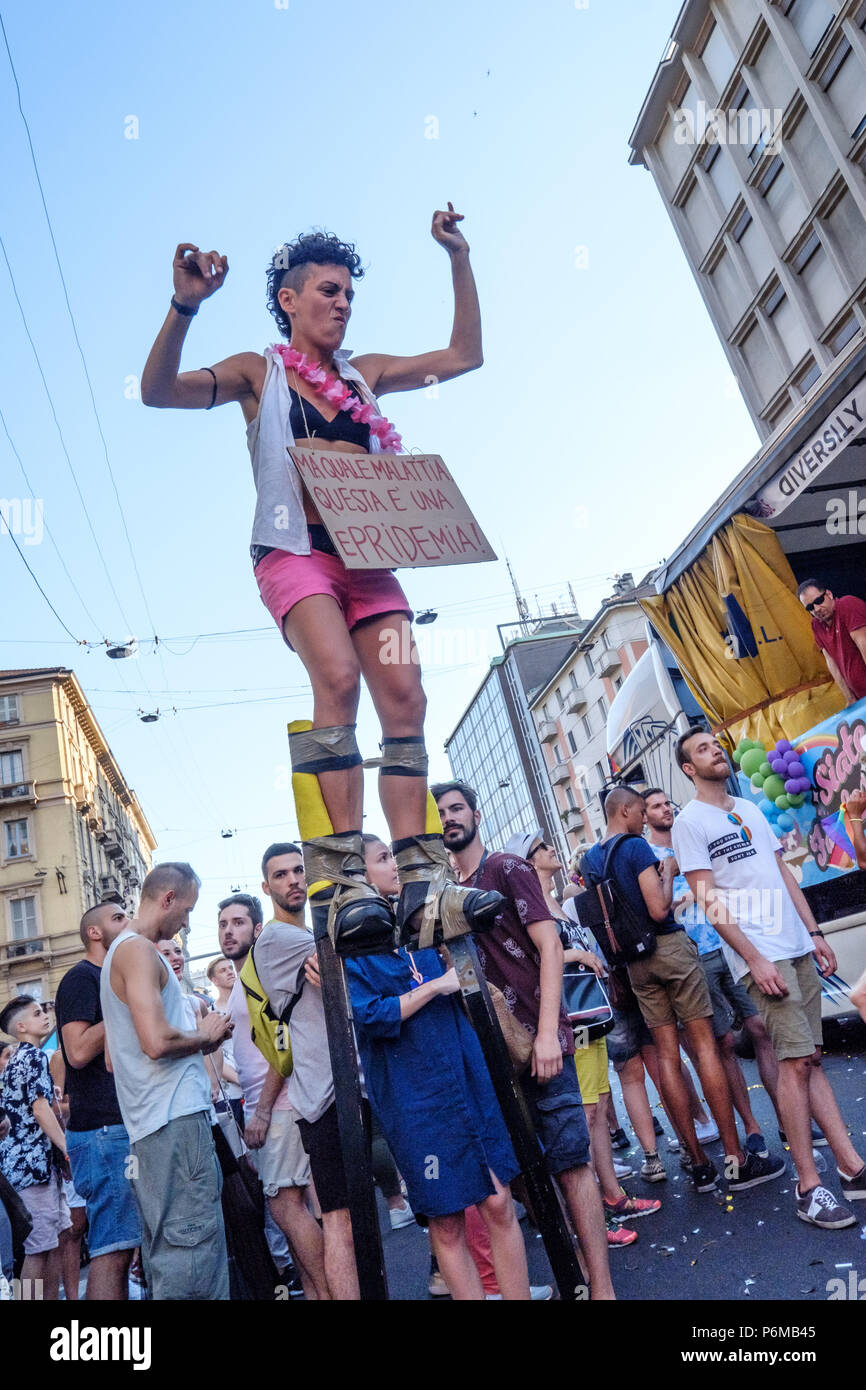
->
[171, 296, 198, 317]
[809, 930, 825, 938]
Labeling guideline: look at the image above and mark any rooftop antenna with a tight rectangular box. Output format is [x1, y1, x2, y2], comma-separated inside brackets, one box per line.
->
[504, 554, 531, 631]
[567, 581, 578, 614]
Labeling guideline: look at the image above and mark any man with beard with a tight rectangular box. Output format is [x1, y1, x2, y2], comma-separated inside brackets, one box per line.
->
[253, 842, 359, 1299]
[431, 782, 614, 1301]
[673, 730, 866, 1228]
[217, 891, 328, 1299]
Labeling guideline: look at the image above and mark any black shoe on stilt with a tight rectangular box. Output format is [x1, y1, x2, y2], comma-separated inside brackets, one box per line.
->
[302, 832, 396, 958]
[392, 834, 502, 949]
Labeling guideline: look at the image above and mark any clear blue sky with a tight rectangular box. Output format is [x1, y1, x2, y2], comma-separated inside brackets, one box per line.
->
[0, 0, 760, 964]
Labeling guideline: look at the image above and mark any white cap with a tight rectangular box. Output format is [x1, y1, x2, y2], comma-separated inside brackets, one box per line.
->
[503, 829, 545, 859]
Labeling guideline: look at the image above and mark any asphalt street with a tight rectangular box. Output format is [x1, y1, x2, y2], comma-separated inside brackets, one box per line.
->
[379, 1013, 866, 1302]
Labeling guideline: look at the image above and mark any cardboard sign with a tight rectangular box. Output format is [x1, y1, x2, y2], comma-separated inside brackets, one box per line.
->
[287, 448, 497, 570]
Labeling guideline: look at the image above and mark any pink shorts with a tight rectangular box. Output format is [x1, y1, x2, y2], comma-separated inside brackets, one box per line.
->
[255, 545, 412, 643]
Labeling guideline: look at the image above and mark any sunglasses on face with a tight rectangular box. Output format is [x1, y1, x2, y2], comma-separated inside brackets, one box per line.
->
[804, 592, 827, 613]
[528, 842, 550, 858]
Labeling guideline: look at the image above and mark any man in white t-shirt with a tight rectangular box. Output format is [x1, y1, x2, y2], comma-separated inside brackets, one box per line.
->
[672, 728, 866, 1229]
[217, 893, 329, 1300]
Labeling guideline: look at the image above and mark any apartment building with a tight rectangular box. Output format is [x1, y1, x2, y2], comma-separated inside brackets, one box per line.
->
[530, 580, 652, 853]
[0, 668, 156, 1009]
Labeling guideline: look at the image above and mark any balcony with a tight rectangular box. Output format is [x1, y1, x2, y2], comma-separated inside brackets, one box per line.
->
[561, 807, 585, 834]
[550, 760, 571, 786]
[0, 781, 36, 805]
[5, 936, 46, 961]
[597, 648, 622, 677]
[98, 831, 124, 860]
[100, 873, 122, 900]
[565, 688, 587, 716]
[537, 718, 558, 745]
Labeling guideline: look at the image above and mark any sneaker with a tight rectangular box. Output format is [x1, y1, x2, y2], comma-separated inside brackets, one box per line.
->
[694, 1117, 720, 1144]
[839, 1163, 866, 1201]
[609, 1127, 631, 1151]
[796, 1183, 856, 1229]
[603, 1191, 662, 1222]
[613, 1158, 634, 1180]
[691, 1159, 719, 1193]
[666, 1134, 681, 1154]
[640, 1153, 667, 1183]
[680, 1152, 695, 1175]
[389, 1199, 416, 1230]
[779, 1124, 827, 1147]
[744, 1132, 769, 1159]
[486, 1284, 554, 1300]
[727, 1150, 786, 1191]
[652, 1115, 665, 1137]
[606, 1223, 638, 1248]
[428, 1268, 450, 1297]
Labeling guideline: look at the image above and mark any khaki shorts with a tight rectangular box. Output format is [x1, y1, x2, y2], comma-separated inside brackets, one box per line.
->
[573, 1037, 611, 1106]
[250, 1107, 311, 1197]
[627, 930, 712, 1032]
[19, 1173, 72, 1254]
[742, 953, 823, 1062]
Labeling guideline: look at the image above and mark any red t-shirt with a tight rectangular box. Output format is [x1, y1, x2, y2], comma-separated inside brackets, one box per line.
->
[462, 851, 574, 1057]
[812, 594, 866, 702]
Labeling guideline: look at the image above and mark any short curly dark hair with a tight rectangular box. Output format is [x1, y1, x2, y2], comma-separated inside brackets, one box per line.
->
[266, 232, 365, 339]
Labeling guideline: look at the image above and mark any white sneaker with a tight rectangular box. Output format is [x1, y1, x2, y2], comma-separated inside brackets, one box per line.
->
[613, 1158, 634, 1180]
[694, 1117, 720, 1144]
[389, 1199, 416, 1230]
[0, 1275, 11, 1301]
[487, 1284, 553, 1300]
[666, 1134, 681, 1153]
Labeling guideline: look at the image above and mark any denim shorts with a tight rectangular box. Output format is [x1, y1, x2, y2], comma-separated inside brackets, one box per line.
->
[522, 1061, 591, 1176]
[66, 1123, 141, 1259]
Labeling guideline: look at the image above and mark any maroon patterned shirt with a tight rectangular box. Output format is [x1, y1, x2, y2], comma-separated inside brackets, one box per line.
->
[462, 851, 574, 1057]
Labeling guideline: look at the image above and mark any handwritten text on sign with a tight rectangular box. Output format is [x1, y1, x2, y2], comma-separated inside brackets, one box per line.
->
[287, 449, 497, 570]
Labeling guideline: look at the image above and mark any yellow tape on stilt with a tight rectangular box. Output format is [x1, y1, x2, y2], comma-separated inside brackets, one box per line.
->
[425, 791, 442, 835]
[289, 718, 334, 897]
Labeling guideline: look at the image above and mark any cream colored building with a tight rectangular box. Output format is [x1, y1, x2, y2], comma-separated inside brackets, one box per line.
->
[0, 668, 156, 1010]
[531, 582, 651, 852]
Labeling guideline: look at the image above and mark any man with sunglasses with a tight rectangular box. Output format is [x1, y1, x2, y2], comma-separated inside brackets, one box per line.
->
[673, 728, 866, 1229]
[798, 580, 866, 706]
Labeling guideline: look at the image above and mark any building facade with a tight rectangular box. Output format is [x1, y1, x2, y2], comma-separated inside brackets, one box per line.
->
[629, 0, 866, 441]
[0, 668, 156, 1010]
[529, 582, 651, 853]
[444, 618, 586, 859]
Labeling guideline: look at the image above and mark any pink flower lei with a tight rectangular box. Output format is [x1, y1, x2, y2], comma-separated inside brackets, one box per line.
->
[272, 344, 403, 452]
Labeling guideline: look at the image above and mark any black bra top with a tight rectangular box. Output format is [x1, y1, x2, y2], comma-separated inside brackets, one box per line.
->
[288, 385, 371, 450]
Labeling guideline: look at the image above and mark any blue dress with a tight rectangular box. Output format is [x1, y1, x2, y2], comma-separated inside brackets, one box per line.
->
[346, 948, 519, 1218]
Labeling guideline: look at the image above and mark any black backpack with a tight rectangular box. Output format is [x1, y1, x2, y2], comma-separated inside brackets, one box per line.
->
[575, 834, 658, 969]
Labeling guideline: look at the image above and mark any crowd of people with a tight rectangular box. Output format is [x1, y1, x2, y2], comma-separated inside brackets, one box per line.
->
[2, 733, 866, 1301]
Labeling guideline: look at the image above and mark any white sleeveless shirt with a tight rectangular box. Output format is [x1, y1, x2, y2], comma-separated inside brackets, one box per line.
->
[246, 346, 385, 555]
[100, 928, 211, 1143]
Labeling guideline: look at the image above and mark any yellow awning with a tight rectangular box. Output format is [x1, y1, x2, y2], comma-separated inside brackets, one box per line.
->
[641, 513, 842, 748]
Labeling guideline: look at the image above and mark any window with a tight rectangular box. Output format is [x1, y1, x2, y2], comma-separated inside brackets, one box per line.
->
[4, 819, 30, 858]
[762, 161, 807, 244]
[826, 192, 866, 288]
[718, 0, 758, 46]
[565, 786, 577, 811]
[595, 761, 607, 788]
[828, 315, 860, 355]
[552, 742, 563, 764]
[766, 288, 811, 366]
[0, 749, 24, 786]
[709, 246, 750, 326]
[10, 896, 37, 940]
[786, 110, 834, 200]
[584, 651, 594, 678]
[800, 238, 847, 325]
[567, 730, 578, 755]
[797, 358, 822, 391]
[613, 675, 624, 691]
[704, 144, 739, 210]
[700, 22, 736, 95]
[568, 670, 578, 689]
[682, 179, 719, 256]
[737, 212, 775, 286]
[785, 0, 837, 56]
[556, 688, 565, 710]
[0, 695, 19, 725]
[740, 320, 783, 402]
[822, 43, 866, 139]
[582, 713, 593, 739]
[15, 978, 43, 1002]
[753, 32, 797, 109]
